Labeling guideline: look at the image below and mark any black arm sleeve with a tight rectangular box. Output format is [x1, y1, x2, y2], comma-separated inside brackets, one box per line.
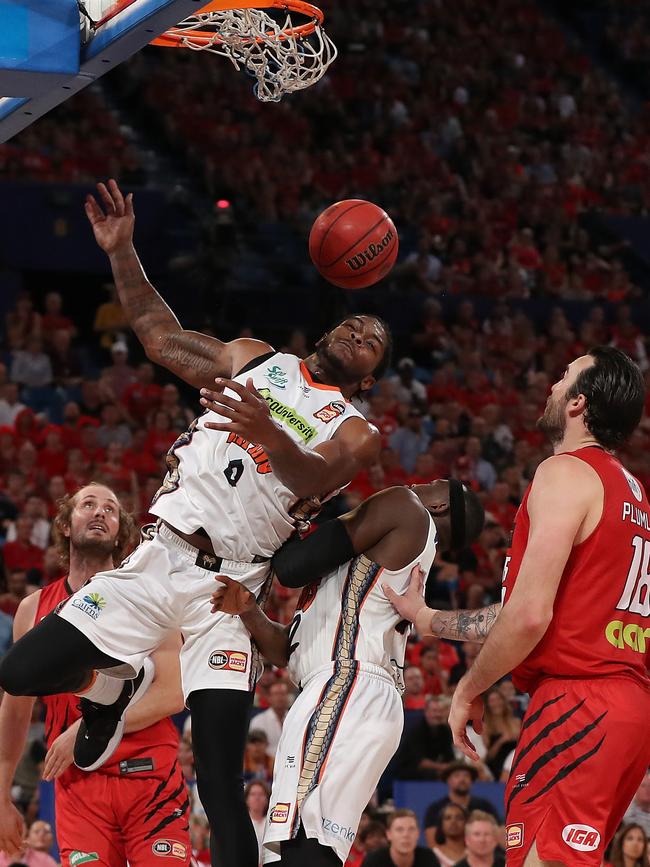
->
[271, 519, 356, 588]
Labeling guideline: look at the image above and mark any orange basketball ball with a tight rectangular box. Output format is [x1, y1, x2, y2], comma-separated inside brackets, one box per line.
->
[309, 199, 399, 289]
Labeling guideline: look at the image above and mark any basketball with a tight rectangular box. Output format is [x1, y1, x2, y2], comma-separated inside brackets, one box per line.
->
[309, 199, 399, 290]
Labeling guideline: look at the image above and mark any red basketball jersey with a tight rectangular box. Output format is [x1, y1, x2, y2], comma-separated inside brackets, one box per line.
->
[502, 446, 650, 694]
[36, 578, 179, 786]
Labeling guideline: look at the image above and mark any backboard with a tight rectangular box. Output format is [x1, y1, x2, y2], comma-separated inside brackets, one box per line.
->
[0, 0, 203, 143]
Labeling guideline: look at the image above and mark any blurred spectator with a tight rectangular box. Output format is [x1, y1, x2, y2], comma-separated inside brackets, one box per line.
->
[0, 383, 26, 426]
[5, 496, 50, 550]
[10, 335, 52, 390]
[431, 804, 467, 867]
[159, 383, 195, 430]
[104, 341, 136, 399]
[123, 362, 162, 425]
[93, 284, 128, 350]
[0, 569, 29, 617]
[24, 821, 54, 854]
[453, 811, 504, 867]
[5, 294, 41, 349]
[41, 292, 74, 341]
[246, 780, 270, 865]
[390, 409, 430, 474]
[389, 359, 427, 408]
[97, 403, 133, 449]
[190, 815, 211, 866]
[607, 823, 649, 867]
[144, 409, 177, 459]
[481, 688, 521, 779]
[348, 817, 389, 867]
[244, 730, 274, 786]
[48, 330, 83, 389]
[423, 764, 501, 841]
[419, 644, 448, 697]
[395, 696, 455, 781]
[448, 643, 482, 691]
[249, 680, 290, 758]
[362, 809, 439, 866]
[403, 666, 427, 710]
[3, 518, 44, 572]
[624, 772, 650, 836]
[40, 545, 65, 585]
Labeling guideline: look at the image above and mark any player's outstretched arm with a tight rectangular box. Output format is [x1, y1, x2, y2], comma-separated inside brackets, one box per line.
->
[211, 576, 290, 667]
[0, 593, 39, 855]
[273, 487, 430, 588]
[85, 179, 272, 388]
[202, 380, 380, 497]
[384, 568, 501, 642]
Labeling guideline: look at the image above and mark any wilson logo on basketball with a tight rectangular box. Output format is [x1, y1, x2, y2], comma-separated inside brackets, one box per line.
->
[562, 824, 601, 852]
[346, 228, 395, 272]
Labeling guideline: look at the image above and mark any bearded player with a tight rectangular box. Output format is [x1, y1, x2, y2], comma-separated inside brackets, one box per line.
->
[0, 180, 390, 867]
[0, 484, 189, 864]
[210, 479, 484, 865]
[387, 347, 650, 867]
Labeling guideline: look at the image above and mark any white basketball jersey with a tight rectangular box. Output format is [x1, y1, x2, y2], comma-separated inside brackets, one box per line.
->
[149, 352, 364, 561]
[287, 515, 438, 688]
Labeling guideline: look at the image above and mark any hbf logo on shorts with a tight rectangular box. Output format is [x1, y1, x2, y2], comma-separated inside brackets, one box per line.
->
[208, 650, 248, 672]
[562, 824, 601, 852]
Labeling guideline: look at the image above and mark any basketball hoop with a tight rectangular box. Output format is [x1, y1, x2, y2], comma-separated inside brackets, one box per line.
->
[151, 0, 337, 103]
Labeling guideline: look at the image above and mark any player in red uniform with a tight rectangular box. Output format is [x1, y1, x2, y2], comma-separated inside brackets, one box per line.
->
[387, 347, 650, 867]
[0, 484, 190, 865]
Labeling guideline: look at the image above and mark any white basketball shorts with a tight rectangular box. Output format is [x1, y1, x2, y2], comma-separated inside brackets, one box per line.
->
[57, 523, 271, 699]
[263, 660, 403, 864]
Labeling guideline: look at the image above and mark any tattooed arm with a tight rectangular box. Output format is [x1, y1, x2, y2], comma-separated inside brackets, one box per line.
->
[85, 180, 272, 387]
[419, 604, 501, 643]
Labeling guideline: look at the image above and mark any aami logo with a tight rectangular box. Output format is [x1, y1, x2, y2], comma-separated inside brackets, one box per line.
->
[562, 824, 601, 852]
[151, 839, 187, 859]
[506, 823, 524, 849]
[270, 803, 291, 823]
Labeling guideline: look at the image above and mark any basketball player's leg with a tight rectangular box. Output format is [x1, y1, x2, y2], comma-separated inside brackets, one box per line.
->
[523, 843, 565, 867]
[0, 612, 122, 696]
[279, 826, 340, 866]
[189, 688, 259, 867]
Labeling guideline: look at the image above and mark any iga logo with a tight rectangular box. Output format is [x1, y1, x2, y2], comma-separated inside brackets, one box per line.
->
[270, 803, 291, 823]
[506, 823, 524, 849]
[314, 401, 346, 424]
[208, 650, 248, 672]
[151, 839, 187, 859]
[562, 824, 601, 852]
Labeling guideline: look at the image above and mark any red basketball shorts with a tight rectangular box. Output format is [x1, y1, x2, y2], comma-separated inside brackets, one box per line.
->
[505, 676, 650, 866]
[56, 758, 191, 867]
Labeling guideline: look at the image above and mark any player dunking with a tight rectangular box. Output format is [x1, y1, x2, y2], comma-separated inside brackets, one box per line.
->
[210, 480, 484, 865]
[388, 347, 650, 867]
[0, 180, 390, 867]
[0, 484, 190, 864]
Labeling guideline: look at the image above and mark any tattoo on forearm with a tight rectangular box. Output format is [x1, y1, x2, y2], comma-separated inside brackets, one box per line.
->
[159, 334, 217, 374]
[431, 604, 501, 642]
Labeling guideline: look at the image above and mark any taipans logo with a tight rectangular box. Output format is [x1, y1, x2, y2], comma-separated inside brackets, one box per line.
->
[269, 803, 291, 823]
[70, 591, 106, 621]
[69, 852, 99, 866]
[623, 468, 643, 502]
[313, 401, 346, 424]
[265, 365, 288, 389]
[151, 840, 187, 859]
[258, 388, 317, 443]
[208, 650, 248, 673]
[506, 823, 524, 849]
[562, 824, 601, 852]
[605, 620, 650, 653]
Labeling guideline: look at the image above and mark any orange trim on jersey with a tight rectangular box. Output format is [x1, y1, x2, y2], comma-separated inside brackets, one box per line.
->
[299, 361, 345, 394]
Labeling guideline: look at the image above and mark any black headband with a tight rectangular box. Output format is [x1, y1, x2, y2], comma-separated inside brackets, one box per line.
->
[448, 479, 467, 550]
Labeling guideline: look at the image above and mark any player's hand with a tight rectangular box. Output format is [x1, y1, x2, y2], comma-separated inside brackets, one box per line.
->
[383, 564, 426, 624]
[448, 680, 483, 762]
[0, 798, 26, 858]
[85, 179, 135, 255]
[42, 720, 80, 781]
[211, 574, 256, 615]
[200, 378, 280, 447]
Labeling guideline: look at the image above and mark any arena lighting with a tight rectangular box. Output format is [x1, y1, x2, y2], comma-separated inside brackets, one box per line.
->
[215, 199, 231, 209]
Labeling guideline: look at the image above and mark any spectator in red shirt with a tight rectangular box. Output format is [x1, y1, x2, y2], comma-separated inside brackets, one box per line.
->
[403, 665, 427, 710]
[124, 429, 162, 482]
[144, 409, 177, 459]
[37, 427, 67, 478]
[97, 442, 137, 495]
[420, 645, 448, 697]
[379, 447, 408, 487]
[0, 569, 29, 618]
[123, 361, 162, 425]
[63, 448, 91, 493]
[79, 421, 105, 467]
[41, 291, 75, 343]
[2, 517, 43, 572]
[59, 402, 83, 450]
[104, 340, 137, 400]
[483, 481, 518, 531]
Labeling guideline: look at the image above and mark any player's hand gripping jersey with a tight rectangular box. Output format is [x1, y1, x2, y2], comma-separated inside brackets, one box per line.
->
[150, 353, 364, 561]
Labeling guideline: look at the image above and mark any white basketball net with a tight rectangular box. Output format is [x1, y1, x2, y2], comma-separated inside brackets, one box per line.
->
[167, 7, 337, 102]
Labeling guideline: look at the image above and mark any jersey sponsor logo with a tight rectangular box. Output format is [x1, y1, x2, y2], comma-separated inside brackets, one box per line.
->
[313, 400, 346, 424]
[605, 620, 650, 653]
[70, 592, 106, 621]
[562, 824, 601, 852]
[321, 817, 355, 843]
[258, 389, 317, 443]
[69, 852, 99, 865]
[269, 802, 291, 823]
[226, 432, 271, 474]
[506, 823, 524, 849]
[265, 365, 288, 389]
[151, 839, 187, 859]
[623, 468, 644, 503]
[208, 649, 248, 672]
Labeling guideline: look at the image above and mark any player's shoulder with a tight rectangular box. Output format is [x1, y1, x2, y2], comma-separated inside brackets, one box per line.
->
[534, 452, 602, 486]
[14, 588, 43, 639]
